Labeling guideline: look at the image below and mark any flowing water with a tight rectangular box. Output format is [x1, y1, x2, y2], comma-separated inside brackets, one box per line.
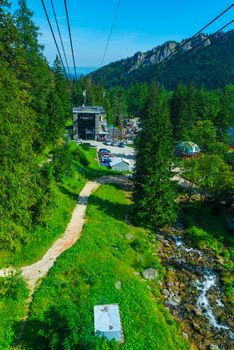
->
[173, 235, 233, 338]
[158, 230, 234, 348]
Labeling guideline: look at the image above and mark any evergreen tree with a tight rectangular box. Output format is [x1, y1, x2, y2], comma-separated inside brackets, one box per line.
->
[215, 86, 234, 140]
[52, 56, 71, 121]
[127, 83, 149, 117]
[0, 0, 52, 250]
[170, 83, 197, 141]
[133, 82, 176, 229]
[15, 0, 53, 150]
[0, 60, 39, 249]
[170, 83, 187, 140]
[196, 88, 220, 121]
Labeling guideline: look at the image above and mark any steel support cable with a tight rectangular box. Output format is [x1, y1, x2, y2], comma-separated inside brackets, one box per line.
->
[100, 0, 122, 67]
[40, 0, 68, 80]
[50, 0, 72, 79]
[165, 28, 234, 73]
[155, 4, 234, 71]
[64, 0, 78, 80]
[160, 20, 234, 74]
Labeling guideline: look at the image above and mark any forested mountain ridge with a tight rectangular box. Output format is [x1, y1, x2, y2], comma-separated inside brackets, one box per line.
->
[91, 30, 234, 89]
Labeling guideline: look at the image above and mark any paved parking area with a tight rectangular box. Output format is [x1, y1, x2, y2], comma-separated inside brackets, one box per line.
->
[86, 141, 135, 171]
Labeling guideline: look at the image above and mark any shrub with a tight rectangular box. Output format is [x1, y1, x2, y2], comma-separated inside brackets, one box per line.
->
[53, 144, 73, 181]
[72, 146, 90, 167]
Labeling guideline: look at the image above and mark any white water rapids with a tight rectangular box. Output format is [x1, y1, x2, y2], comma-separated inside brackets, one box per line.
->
[195, 272, 229, 330]
[173, 235, 233, 339]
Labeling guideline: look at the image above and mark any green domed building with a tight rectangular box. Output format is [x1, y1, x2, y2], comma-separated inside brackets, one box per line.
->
[176, 141, 201, 157]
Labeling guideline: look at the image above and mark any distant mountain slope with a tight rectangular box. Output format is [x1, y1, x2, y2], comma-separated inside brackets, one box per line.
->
[90, 31, 234, 90]
[69, 67, 98, 78]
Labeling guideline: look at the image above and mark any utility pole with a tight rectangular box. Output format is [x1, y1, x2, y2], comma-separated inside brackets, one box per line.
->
[102, 91, 106, 106]
[83, 90, 87, 106]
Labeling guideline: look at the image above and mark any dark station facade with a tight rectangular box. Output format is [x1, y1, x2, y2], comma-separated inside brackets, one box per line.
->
[73, 106, 108, 141]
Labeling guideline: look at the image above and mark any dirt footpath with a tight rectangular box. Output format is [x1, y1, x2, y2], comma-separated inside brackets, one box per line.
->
[0, 175, 131, 292]
[0, 180, 100, 291]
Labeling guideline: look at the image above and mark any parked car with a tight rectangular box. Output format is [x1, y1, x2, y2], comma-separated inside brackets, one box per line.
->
[99, 152, 114, 158]
[104, 141, 112, 146]
[100, 161, 110, 167]
[98, 148, 111, 154]
[101, 155, 112, 162]
[118, 141, 125, 148]
[74, 138, 83, 144]
[111, 141, 118, 146]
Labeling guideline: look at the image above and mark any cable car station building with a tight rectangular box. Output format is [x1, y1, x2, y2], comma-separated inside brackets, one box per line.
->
[73, 106, 108, 141]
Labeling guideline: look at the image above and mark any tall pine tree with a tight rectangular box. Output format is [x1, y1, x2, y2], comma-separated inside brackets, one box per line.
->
[0, 3, 39, 248]
[133, 82, 176, 229]
[15, 0, 53, 150]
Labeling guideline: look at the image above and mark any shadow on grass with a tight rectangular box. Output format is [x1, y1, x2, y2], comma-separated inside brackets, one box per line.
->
[84, 167, 120, 180]
[183, 203, 234, 248]
[58, 185, 78, 201]
[15, 319, 47, 350]
[88, 188, 132, 222]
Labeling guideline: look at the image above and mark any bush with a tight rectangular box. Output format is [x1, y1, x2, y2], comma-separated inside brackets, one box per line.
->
[0, 271, 28, 300]
[38, 300, 80, 350]
[186, 226, 223, 253]
[0, 272, 28, 349]
[72, 146, 90, 167]
[53, 144, 73, 181]
[36, 300, 119, 350]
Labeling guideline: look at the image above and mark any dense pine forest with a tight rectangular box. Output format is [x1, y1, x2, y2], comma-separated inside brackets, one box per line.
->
[0, 0, 73, 252]
[1, 1, 234, 349]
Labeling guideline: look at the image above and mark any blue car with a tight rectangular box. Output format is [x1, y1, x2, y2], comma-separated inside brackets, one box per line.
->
[98, 148, 111, 154]
[118, 142, 125, 148]
[101, 155, 112, 162]
[100, 161, 110, 167]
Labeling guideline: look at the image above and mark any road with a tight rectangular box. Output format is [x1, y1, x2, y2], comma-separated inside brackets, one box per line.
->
[86, 140, 135, 171]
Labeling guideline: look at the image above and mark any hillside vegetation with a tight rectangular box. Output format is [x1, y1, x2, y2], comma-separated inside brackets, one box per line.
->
[21, 184, 189, 350]
[90, 31, 234, 90]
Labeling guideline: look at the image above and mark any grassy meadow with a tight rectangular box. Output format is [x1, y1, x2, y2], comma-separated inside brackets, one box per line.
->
[21, 184, 189, 349]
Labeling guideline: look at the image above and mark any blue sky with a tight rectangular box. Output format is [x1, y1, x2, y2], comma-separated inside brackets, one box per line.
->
[10, 0, 233, 68]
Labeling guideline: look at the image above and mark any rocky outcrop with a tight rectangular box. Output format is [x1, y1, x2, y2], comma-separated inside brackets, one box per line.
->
[127, 34, 211, 73]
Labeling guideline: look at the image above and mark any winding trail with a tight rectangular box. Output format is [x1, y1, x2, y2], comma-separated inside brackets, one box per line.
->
[0, 175, 128, 292]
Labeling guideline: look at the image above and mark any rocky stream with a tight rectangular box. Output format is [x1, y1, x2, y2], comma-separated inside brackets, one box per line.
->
[156, 227, 234, 350]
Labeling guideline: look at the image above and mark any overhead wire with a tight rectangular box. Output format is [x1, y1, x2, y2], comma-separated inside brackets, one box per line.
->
[50, 0, 72, 79]
[155, 4, 234, 71]
[64, 0, 78, 80]
[40, 0, 68, 80]
[158, 20, 234, 75]
[100, 0, 122, 67]
[166, 28, 234, 74]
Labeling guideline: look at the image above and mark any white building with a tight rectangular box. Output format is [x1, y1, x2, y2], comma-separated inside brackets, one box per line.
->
[110, 158, 130, 172]
[94, 304, 123, 342]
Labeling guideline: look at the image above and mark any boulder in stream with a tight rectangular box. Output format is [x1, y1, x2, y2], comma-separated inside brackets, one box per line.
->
[142, 268, 158, 280]
[209, 345, 221, 350]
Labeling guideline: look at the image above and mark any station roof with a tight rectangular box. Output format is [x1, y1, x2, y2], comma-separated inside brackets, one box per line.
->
[73, 106, 106, 114]
[110, 158, 130, 166]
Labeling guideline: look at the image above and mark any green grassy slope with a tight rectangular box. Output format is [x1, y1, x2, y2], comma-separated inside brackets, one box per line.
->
[22, 184, 189, 349]
[0, 143, 104, 268]
[0, 273, 29, 349]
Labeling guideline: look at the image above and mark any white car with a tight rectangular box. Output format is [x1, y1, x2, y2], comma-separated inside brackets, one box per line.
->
[104, 141, 112, 146]
[75, 139, 83, 144]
